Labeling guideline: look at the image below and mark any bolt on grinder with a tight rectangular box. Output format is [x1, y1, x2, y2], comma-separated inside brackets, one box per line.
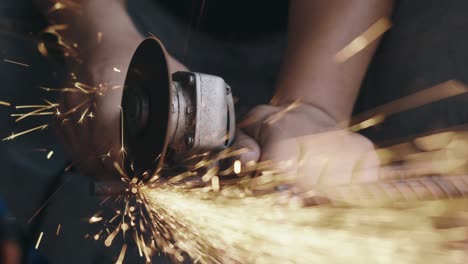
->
[121, 37, 236, 180]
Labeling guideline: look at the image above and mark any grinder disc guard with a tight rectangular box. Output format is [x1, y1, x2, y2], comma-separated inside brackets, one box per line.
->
[122, 37, 171, 177]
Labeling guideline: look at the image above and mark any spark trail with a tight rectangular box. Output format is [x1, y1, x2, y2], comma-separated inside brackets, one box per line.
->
[140, 182, 467, 264]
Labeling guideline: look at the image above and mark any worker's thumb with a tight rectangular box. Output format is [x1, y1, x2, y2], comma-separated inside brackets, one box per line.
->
[231, 129, 261, 164]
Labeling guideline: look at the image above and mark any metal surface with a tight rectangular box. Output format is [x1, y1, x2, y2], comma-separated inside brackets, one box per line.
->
[122, 37, 235, 178]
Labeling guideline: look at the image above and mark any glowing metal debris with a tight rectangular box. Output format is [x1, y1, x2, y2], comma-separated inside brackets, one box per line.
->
[266, 100, 301, 125]
[89, 216, 103, 224]
[115, 244, 128, 264]
[0, 101, 11, 106]
[335, 17, 392, 63]
[349, 80, 468, 131]
[48, 2, 65, 13]
[234, 160, 242, 174]
[47, 150, 54, 159]
[35, 232, 44, 250]
[3, 124, 48, 141]
[141, 184, 467, 263]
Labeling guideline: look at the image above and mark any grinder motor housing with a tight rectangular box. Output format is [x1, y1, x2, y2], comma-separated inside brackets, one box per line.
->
[121, 37, 235, 178]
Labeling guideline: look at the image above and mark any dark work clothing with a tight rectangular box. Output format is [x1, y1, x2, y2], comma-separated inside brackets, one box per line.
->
[1, 0, 468, 263]
[156, 0, 289, 40]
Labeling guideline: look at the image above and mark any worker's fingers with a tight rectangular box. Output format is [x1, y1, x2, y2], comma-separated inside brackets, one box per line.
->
[238, 105, 279, 141]
[231, 129, 261, 164]
[293, 132, 379, 192]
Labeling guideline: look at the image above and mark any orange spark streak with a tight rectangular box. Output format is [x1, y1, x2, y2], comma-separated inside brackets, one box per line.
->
[11, 112, 54, 117]
[266, 100, 301, 125]
[40, 86, 83, 93]
[115, 244, 128, 264]
[47, 150, 54, 159]
[234, 160, 242, 174]
[104, 225, 121, 247]
[0, 101, 11, 106]
[78, 107, 89, 123]
[15, 107, 55, 122]
[3, 124, 48, 141]
[335, 17, 392, 63]
[89, 216, 103, 224]
[15, 104, 55, 109]
[56, 224, 61, 236]
[113, 162, 128, 179]
[61, 98, 91, 116]
[350, 80, 468, 130]
[35, 232, 44, 250]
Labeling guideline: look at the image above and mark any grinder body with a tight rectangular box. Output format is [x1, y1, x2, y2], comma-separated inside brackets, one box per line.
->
[121, 37, 235, 178]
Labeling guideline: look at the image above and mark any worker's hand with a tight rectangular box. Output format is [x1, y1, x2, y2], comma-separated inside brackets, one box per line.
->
[233, 103, 379, 191]
[57, 35, 187, 179]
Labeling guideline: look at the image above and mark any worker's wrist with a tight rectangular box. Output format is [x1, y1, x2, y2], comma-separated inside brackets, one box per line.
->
[269, 99, 349, 128]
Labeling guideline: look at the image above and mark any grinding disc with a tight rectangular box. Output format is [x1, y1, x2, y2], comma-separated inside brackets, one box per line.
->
[122, 37, 171, 177]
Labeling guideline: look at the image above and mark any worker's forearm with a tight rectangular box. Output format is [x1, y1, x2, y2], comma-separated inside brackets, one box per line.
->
[274, 0, 394, 123]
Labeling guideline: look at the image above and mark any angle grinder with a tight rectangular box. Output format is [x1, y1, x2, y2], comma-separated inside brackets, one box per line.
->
[120, 37, 236, 179]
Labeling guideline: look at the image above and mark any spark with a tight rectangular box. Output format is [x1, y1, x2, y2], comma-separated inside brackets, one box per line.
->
[78, 107, 89, 123]
[3, 59, 29, 67]
[14, 107, 56, 122]
[233, 160, 242, 174]
[141, 184, 466, 263]
[349, 114, 385, 132]
[37, 42, 48, 56]
[11, 112, 54, 117]
[113, 162, 128, 179]
[0, 101, 11, 106]
[41, 24, 79, 57]
[15, 104, 57, 109]
[40, 86, 85, 93]
[35, 232, 44, 250]
[83, 140, 464, 263]
[115, 244, 127, 264]
[120, 106, 126, 162]
[47, 1, 82, 14]
[104, 225, 120, 247]
[48, 2, 66, 13]
[211, 176, 220, 192]
[335, 17, 392, 63]
[73, 82, 93, 94]
[56, 224, 61, 236]
[3, 124, 48, 141]
[98, 151, 111, 159]
[349, 80, 468, 130]
[47, 150, 54, 159]
[61, 98, 91, 116]
[89, 216, 103, 224]
[265, 100, 301, 125]
[13, 100, 59, 122]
